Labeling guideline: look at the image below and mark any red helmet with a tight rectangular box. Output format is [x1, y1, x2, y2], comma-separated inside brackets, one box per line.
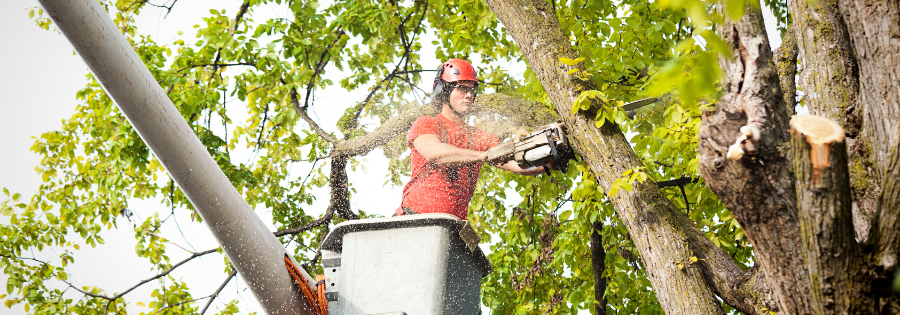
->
[436, 59, 479, 86]
[432, 59, 478, 109]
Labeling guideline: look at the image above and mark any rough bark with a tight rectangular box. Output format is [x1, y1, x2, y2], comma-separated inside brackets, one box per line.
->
[590, 221, 607, 315]
[788, 0, 878, 243]
[790, 116, 866, 314]
[699, 4, 813, 315]
[485, 0, 773, 313]
[774, 25, 798, 116]
[837, 0, 900, 178]
[871, 123, 900, 272]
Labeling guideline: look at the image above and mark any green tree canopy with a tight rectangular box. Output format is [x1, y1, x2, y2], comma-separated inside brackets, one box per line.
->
[8, 0, 899, 314]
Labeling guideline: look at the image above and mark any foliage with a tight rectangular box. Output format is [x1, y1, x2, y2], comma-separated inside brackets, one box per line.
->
[2, 0, 788, 313]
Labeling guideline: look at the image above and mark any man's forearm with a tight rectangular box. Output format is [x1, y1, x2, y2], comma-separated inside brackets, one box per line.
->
[495, 160, 547, 176]
[414, 136, 486, 166]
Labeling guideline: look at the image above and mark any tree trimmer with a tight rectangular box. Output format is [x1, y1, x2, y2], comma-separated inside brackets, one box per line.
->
[485, 98, 658, 174]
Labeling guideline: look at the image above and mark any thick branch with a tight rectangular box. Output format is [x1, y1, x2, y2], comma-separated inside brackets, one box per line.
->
[290, 86, 337, 143]
[787, 0, 876, 242]
[774, 25, 798, 116]
[791, 115, 861, 313]
[700, 3, 806, 314]
[484, 0, 753, 313]
[331, 93, 556, 157]
[329, 155, 358, 220]
[871, 122, 900, 269]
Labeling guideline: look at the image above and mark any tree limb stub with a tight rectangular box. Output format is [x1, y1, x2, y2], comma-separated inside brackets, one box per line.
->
[791, 115, 864, 313]
[791, 116, 845, 185]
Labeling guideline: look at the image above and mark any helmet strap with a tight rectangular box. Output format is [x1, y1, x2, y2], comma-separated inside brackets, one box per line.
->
[447, 102, 465, 118]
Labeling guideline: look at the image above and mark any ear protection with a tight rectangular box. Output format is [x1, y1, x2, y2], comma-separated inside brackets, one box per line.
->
[432, 64, 447, 103]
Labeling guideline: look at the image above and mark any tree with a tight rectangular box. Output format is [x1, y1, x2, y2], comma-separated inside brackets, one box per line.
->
[2, 0, 898, 314]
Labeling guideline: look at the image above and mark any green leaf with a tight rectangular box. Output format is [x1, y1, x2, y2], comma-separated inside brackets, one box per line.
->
[559, 57, 578, 66]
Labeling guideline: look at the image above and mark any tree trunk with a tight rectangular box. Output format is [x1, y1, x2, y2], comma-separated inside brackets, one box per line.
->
[837, 0, 900, 178]
[590, 221, 607, 315]
[484, 0, 773, 313]
[787, 0, 878, 243]
[699, 4, 814, 314]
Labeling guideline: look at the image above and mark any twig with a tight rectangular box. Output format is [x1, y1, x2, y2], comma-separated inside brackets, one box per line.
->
[149, 294, 210, 315]
[175, 62, 256, 74]
[199, 269, 237, 315]
[62, 280, 112, 300]
[145, 231, 194, 254]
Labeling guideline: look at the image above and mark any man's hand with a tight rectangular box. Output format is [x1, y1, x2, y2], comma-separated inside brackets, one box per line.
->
[493, 158, 557, 176]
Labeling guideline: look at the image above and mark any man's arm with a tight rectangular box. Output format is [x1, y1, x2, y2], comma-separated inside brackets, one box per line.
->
[413, 134, 553, 176]
[492, 160, 550, 176]
[413, 134, 487, 166]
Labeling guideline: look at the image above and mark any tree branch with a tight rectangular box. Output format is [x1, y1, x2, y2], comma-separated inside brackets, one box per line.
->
[871, 122, 900, 269]
[774, 24, 798, 116]
[655, 176, 699, 188]
[484, 0, 760, 313]
[699, 2, 804, 314]
[199, 269, 237, 315]
[303, 27, 346, 110]
[290, 86, 337, 143]
[331, 93, 557, 157]
[107, 248, 218, 301]
[150, 294, 210, 315]
[274, 205, 335, 237]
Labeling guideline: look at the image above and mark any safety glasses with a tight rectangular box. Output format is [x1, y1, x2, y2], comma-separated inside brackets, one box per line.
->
[450, 84, 478, 97]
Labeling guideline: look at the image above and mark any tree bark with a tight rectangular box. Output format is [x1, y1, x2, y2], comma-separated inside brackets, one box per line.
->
[790, 116, 866, 314]
[700, 3, 814, 315]
[590, 221, 607, 315]
[774, 25, 798, 116]
[484, 0, 773, 313]
[837, 0, 900, 178]
[788, 0, 878, 243]
[870, 122, 900, 276]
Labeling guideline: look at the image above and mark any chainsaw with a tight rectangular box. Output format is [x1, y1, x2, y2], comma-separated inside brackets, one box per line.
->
[484, 98, 658, 174]
[485, 122, 576, 174]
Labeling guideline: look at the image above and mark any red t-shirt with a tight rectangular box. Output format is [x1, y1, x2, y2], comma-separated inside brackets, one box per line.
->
[399, 114, 500, 219]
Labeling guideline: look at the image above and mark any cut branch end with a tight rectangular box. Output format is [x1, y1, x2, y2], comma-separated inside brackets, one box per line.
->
[791, 115, 846, 181]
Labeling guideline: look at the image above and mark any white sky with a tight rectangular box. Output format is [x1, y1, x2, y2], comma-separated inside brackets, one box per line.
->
[0, 0, 784, 314]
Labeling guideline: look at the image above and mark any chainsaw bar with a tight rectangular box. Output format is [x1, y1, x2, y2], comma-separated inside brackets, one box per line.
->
[622, 97, 658, 111]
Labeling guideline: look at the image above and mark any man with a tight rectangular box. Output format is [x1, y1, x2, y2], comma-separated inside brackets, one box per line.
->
[396, 59, 550, 219]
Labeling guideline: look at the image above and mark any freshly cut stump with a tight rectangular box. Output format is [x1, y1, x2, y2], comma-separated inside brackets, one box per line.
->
[790, 114, 856, 315]
[790, 115, 845, 184]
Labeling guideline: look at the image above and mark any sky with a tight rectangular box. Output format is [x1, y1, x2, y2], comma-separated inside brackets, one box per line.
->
[0, 0, 784, 314]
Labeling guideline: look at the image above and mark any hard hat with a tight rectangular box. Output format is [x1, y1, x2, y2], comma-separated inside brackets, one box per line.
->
[434, 59, 479, 88]
[432, 59, 479, 109]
